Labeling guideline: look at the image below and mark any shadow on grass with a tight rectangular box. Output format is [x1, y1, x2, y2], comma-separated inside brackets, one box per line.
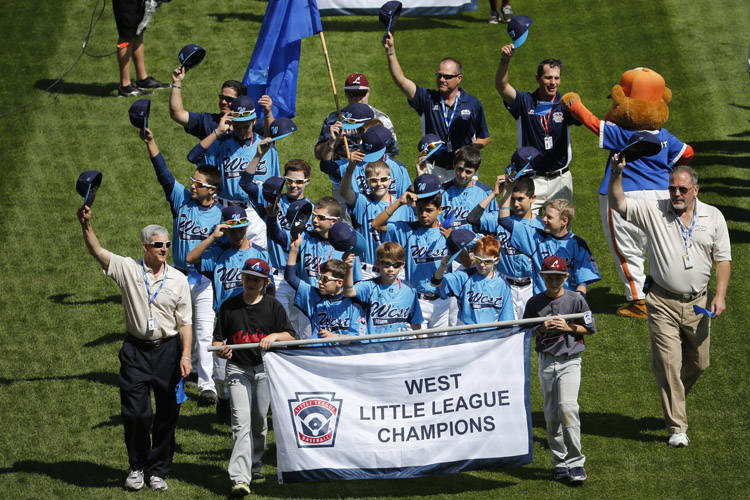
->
[529, 411, 664, 443]
[585, 286, 624, 315]
[3, 371, 118, 387]
[208, 12, 469, 30]
[33, 79, 119, 97]
[728, 228, 750, 244]
[690, 139, 749, 169]
[711, 204, 750, 223]
[48, 293, 121, 306]
[83, 332, 122, 347]
[94, 410, 231, 438]
[0, 460, 121, 488]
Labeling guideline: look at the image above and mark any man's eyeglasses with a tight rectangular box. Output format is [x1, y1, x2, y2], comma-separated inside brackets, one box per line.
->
[284, 177, 310, 186]
[367, 176, 391, 185]
[225, 218, 250, 226]
[473, 256, 496, 266]
[230, 110, 255, 119]
[190, 177, 215, 189]
[435, 72, 461, 80]
[668, 185, 691, 195]
[379, 261, 404, 269]
[311, 212, 339, 222]
[148, 241, 171, 249]
[218, 94, 235, 103]
[318, 274, 342, 284]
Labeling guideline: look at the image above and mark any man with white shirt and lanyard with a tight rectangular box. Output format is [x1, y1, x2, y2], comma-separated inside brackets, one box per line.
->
[495, 44, 579, 213]
[383, 33, 490, 182]
[608, 154, 731, 448]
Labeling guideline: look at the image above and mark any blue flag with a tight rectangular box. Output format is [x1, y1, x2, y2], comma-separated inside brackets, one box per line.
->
[243, 0, 323, 118]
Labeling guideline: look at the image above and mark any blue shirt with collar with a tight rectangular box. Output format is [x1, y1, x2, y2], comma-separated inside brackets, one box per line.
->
[321, 155, 411, 199]
[293, 230, 362, 286]
[384, 221, 449, 294]
[479, 213, 545, 279]
[293, 281, 367, 338]
[354, 278, 423, 336]
[199, 242, 270, 312]
[351, 194, 413, 265]
[438, 269, 514, 324]
[441, 180, 498, 231]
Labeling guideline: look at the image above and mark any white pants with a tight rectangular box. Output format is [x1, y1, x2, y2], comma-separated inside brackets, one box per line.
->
[420, 296, 451, 330]
[508, 281, 534, 320]
[272, 273, 295, 317]
[532, 170, 573, 215]
[189, 272, 224, 393]
[599, 190, 667, 301]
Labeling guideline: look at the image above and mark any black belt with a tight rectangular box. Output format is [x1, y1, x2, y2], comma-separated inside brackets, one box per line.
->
[127, 334, 177, 347]
[174, 267, 189, 276]
[505, 276, 532, 287]
[652, 283, 707, 302]
[418, 292, 440, 301]
[537, 166, 570, 179]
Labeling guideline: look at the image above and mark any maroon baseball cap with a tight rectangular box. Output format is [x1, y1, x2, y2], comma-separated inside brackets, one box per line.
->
[344, 73, 369, 90]
[241, 258, 270, 278]
[541, 255, 568, 274]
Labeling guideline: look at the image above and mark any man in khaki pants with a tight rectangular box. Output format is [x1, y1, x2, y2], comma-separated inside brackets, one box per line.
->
[607, 153, 731, 447]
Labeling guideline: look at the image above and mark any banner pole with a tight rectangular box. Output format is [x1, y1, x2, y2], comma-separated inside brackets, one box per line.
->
[318, 31, 351, 158]
[208, 313, 586, 351]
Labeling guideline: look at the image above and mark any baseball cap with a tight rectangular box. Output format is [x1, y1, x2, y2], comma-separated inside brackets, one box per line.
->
[418, 134, 444, 161]
[340, 102, 374, 130]
[241, 258, 270, 278]
[344, 73, 370, 91]
[361, 124, 392, 162]
[506, 146, 541, 181]
[379, 1, 403, 33]
[76, 170, 103, 207]
[230, 96, 256, 122]
[412, 174, 442, 199]
[286, 199, 313, 241]
[328, 222, 367, 258]
[619, 131, 662, 163]
[508, 15, 533, 48]
[262, 176, 286, 205]
[128, 99, 150, 132]
[222, 206, 250, 228]
[541, 255, 568, 274]
[268, 117, 298, 142]
[178, 44, 206, 71]
[618, 67, 666, 102]
[446, 228, 476, 265]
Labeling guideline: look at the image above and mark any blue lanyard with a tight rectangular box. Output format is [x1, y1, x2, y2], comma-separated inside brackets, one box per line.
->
[674, 203, 697, 251]
[440, 91, 461, 131]
[141, 259, 167, 312]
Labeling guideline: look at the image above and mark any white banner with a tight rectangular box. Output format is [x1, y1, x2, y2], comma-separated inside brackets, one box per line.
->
[318, 0, 478, 16]
[264, 328, 532, 483]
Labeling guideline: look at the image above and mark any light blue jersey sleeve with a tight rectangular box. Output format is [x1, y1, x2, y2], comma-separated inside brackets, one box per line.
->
[293, 281, 317, 320]
[439, 270, 469, 299]
[572, 236, 601, 286]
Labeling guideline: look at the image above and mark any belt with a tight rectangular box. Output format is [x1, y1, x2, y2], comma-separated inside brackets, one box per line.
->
[418, 292, 440, 301]
[174, 267, 189, 276]
[217, 197, 249, 209]
[537, 166, 570, 179]
[503, 275, 532, 287]
[126, 334, 177, 347]
[652, 282, 707, 302]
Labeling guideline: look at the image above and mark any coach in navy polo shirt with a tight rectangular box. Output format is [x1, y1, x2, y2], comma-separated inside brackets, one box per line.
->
[382, 33, 490, 178]
[495, 43, 579, 213]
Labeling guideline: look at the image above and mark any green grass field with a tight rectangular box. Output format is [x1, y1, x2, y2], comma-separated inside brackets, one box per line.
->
[0, 0, 748, 498]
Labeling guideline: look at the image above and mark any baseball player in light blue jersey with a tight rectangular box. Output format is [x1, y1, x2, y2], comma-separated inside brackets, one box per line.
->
[373, 174, 451, 328]
[433, 235, 514, 325]
[186, 96, 279, 249]
[141, 127, 223, 405]
[344, 243, 423, 337]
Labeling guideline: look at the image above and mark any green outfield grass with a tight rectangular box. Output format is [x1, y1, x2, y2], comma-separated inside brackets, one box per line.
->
[0, 0, 748, 498]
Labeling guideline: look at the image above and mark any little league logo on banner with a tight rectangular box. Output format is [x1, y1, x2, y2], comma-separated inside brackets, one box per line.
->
[263, 328, 533, 483]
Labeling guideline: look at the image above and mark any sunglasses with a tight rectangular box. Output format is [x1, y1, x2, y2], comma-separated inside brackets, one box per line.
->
[378, 261, 404, 269]
[341, 116, 365, 125]
[218, 94, 235, 103]
[668, 185, 691, 195]
[284, 177, 310, 186]
[473, 256, 496, 265]
[318, 274, 342, 284]
[225, 218, 249, 226]
[190, 177, 215, 189]
[435, 72, 461, 80]
[148, 241, 171, 249]
[311, 212, 339, 222]
[230, 110, 255, 119]
[367, 175, 391, 185]
[420, 142, 442, 157]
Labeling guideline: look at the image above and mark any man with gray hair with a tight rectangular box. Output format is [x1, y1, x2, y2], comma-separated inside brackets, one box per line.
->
[608, 154, 731, 448]
[77, 205, 193, 491]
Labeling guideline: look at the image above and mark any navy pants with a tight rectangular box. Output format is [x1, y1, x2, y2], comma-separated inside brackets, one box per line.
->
[118, 335, 181, 477]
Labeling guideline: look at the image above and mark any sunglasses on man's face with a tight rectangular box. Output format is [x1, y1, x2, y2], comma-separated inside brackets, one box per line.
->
[284, 177, 310, 186]
[378, 261, 404, 269]
[318, 274, 342, 284]
[435, 72, 460, 80]
[311, 212, 338, 222]
[367, 176, 391, 185]
[148, 241, 171, 249]
[190, 177, 215, 189]
[668, 185, 691, 195]
[225, 218, 250, 226]
[218, 94, 235, 103]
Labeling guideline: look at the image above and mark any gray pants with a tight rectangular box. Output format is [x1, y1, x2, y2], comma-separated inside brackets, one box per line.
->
[538, 352, 585, 468]
[226, 362, 270, 484]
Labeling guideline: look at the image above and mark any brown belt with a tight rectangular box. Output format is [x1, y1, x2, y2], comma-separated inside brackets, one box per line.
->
[652, 282, 707, 302]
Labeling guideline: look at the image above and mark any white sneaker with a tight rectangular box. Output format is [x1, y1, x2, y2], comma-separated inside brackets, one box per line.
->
[149, 475, 168, 490]
[501, 4, 513, 23]
[668, 432, 689, 447]
[124, 469, 144, 490]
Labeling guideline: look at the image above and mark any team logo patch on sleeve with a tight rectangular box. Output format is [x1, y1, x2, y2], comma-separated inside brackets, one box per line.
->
[288, 392, 343, 448]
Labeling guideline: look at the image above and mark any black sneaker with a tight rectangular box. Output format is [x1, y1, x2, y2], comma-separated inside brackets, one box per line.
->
[135, 76, 169, 89]
[118, 85, 151, 97]
[568, 466, 587, 482]
[552, 466, 569, 481]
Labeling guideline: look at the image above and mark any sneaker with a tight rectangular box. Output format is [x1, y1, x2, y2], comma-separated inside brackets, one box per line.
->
[552, 466, 569, 481]
[118, 85, 150, 97]
[668, 432, 690, 447]
[124, 469, 144, 491]
[149, 475, 168, 491]
[135, 76, 170, 89]
[199, 389, 218, 406]
[568, 466, 587, 482]
[251, 471, 264, 482]
[231, 482, 251, 496]
[217, 397, 231, 424]
[616, 299, 648, 318]
[488, 13, 500, 24]
[501, 4, 513, 23]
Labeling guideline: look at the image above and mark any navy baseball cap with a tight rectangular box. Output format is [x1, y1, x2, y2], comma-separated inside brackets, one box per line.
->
[268, 117, 298, 142]
[508, 15, 533, 48]
[418, 133, 445, 161]
[230, 96, 256, 122]
[506, 146, 541, 181]
[262, 176, 286, 205]
[178, 44, 206, 71]
[76, 170, 103, 207]
[361, 125, 392, 162]
[241, 258, 270, 278]
[286, 199, 313, 241]
[619, 131, 662, 163]
[222, 206, 250, 228]
[128, 99, 150, 131]
[328, 222, 367, 258]
[340, 102, 374, 130]
[413, 174, 442, 199]
[446, 228, 476, 265]
[379, 1, 403, 33]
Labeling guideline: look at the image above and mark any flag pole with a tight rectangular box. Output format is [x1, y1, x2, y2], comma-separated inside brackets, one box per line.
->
[318, 31, 351, 158]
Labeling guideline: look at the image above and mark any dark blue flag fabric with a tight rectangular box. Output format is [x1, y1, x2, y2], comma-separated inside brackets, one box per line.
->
[243, 0, 323, 118]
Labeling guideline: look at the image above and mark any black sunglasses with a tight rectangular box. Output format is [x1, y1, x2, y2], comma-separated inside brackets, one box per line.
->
[148, 241, 171, 249]
[668, 185, 691, 195]
[435, 72, 461, 80]
[218, 94, 236, 103]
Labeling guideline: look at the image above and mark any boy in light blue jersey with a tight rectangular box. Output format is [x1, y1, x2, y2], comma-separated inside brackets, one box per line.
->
[141, 127, 223, 405]
[372, 174, 451, 328]
[433, 234, 514, 325]
[285, 236, 366, 339]
[186, 96, 279, 249]
[341, 154, 413, 278]
[343, 242, 423, 337]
